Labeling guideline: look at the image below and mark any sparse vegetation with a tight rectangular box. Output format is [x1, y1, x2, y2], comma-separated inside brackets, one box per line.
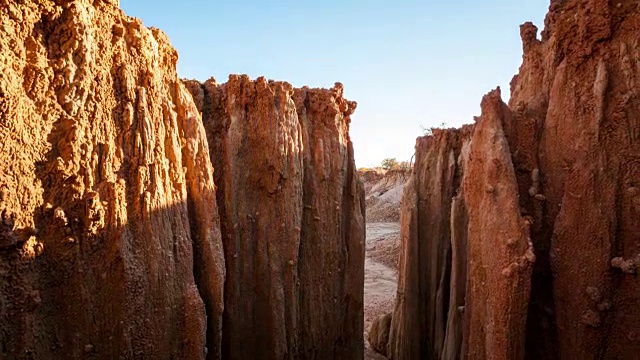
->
[421, 122, 448, 136]
[381, 158, 400, 170]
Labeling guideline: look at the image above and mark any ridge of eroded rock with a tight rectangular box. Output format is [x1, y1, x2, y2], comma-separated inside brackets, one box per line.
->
[185, 75, 365, 360]
[387, 1, 640, 359]
[0, 2, 365, 360]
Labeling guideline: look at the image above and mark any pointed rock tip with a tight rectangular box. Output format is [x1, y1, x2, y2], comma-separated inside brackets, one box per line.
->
[481, 87, 503, 104]
[479, 87, 506, 122]
[520, 22, 539, 50]
[332, 82, 345, 97]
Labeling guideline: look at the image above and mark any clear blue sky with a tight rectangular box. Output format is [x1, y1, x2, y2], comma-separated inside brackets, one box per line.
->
[120, 0, 548, 168]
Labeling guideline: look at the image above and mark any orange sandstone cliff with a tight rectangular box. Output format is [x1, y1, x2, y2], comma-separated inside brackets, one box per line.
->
[0, 1, 364, 359]
[382, 0, 640, 359]
[185, 76, 365, 360]
[510, 0, 640, 357]
[387, 127, 472, 360]
[0, 0, 224, 358]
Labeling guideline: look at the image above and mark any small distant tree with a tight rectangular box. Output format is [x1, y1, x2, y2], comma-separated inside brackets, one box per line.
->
[399, 161, 411, 170]
[381, 158, 399, 170]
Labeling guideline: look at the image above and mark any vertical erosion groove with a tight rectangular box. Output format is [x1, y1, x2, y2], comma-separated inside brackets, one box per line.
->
[189, 77, 365, 360]
[388, 2, 640, 359]
[0, 2, 225, 358]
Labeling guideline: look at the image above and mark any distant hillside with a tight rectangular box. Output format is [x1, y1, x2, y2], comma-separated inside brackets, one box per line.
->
[359, 169, 411, 223]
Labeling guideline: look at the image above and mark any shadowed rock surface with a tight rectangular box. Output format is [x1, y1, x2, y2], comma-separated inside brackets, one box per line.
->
[185, 76, 365, 360]
[387, 1, 640, 359]
[387, 127, 473, 360]
[510, 1, 640, 358]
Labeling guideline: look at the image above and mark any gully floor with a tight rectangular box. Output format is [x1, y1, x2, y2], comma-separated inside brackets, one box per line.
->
[364, 222, 400, 360]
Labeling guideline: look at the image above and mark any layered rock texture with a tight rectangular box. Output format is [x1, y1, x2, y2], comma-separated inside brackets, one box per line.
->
[0, 0, 225, 358]
[385, 1, 640, 359]
[387, 126, 475, 360]
[185, 76, 366, 360]
[0, 1, 364, 360]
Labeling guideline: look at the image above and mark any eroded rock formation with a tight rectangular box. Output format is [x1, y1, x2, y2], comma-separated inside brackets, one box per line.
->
[386, 1, 640, 359]
[387, 126, 472, 360]
[510, 1, 640, 357]
[185, 76, 365, 360]
[369, 312, 392, 356]
[463, 90, 535, 360]
[0, 0, 224, 358]
[1, 1, 364, 360]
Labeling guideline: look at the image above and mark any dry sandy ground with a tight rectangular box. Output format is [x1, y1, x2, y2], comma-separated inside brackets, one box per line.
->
[364, 223, 400, 359]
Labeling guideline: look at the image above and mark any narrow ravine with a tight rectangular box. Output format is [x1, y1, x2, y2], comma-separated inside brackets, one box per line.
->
[364, 223, 400, 360]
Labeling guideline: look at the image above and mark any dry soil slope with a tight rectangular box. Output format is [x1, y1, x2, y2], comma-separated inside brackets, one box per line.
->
[361, 169, 410, 223]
